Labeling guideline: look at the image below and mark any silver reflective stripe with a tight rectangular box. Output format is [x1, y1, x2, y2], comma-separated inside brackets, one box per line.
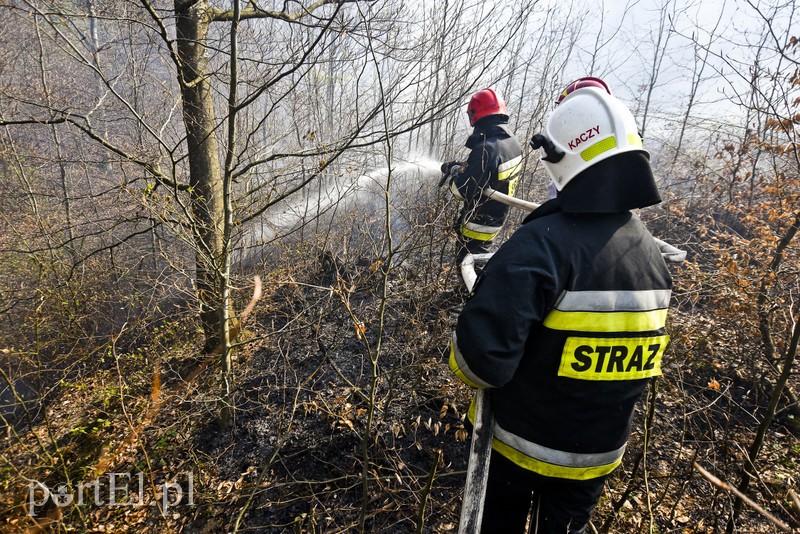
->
[554, 289, 671, 312]
[493, 423, 626, 467]
[498, 155, 522, 173]
[463, 221, 502, 234]
[451, 332, 494, 389]
[497, 156, 523, 181]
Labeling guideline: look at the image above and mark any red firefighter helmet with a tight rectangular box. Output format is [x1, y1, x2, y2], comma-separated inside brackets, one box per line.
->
[466, 88, 508, 126]
[555, 77, 611, 105]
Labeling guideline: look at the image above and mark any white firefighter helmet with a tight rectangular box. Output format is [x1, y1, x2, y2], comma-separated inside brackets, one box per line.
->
[533, 77, 647, 191]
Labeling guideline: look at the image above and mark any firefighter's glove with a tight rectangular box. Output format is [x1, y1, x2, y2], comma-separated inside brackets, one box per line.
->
[441, 161, 463, 175]
[439, 161, 462, 187]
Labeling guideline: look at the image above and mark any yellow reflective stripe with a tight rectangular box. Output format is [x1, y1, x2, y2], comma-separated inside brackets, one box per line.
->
[497, 164, 521, 181]
[628, 133, 643, 148]
[449, 334, 492, 389]
[469, 400, 625, 477]
[497, 156, 522, 181]
[543, 308, 668, 332]
[492, 439, 622, 480]
[558, 335, 669, 381]
[449, 180, 463, 201]
[580, 136, 617, 162]
[467, 393, 477, 422]
[460, 224, 500, 241]
[449, 353, 483, 389]
[507, 177, 519, 197]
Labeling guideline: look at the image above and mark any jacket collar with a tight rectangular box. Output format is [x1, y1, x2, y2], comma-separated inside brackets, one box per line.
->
[465, 123, 513, 149]
[522, 198, 562, 224]
[556, 152, 661, 213]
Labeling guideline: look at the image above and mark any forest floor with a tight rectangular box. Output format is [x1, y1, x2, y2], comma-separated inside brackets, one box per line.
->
[2, 221, 800, 533]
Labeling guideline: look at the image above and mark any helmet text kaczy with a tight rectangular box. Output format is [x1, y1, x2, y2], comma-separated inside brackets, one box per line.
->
[531, 77, 646, 192]
[568, 125, 601, 150]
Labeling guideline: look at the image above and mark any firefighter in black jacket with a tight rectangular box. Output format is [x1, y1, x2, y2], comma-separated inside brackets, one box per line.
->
[449, 77, 673, 533]
[441, 88, 523, 264]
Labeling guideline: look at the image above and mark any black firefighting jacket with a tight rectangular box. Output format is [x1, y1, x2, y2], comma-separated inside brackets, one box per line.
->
[448, 118, 523, 242]
[449, 199, 672, 480]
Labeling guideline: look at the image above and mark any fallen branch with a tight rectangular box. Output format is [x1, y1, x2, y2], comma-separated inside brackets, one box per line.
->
[693, 462, 792, 532]
[789, 489, 800, 521]
[417, 449, 442, 534]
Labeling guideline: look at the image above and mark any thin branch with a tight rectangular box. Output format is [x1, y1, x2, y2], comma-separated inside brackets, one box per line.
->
[789, 489, 800, 521]
[233, 0, 345, 113]
[210, 0, 361, 23]
[62, 116, 190, 191]
[693, 462, 792, 532]
[237, 97, 383, 225]
[0, 117, 66, 126]
[138, 0, 188, 89]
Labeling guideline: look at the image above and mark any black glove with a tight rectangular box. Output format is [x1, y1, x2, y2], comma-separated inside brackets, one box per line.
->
[441, 161, 462, 175]
[439, 161, 462, 187]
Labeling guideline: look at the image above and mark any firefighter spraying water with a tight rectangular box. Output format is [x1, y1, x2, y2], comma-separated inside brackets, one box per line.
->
[438, 89, 524, 267]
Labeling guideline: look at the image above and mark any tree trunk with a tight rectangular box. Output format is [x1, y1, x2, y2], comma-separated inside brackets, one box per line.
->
[175, 0, 227, 353]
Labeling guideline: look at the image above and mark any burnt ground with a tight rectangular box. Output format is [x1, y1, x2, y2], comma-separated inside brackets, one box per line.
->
[2, 243, 799, 533]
